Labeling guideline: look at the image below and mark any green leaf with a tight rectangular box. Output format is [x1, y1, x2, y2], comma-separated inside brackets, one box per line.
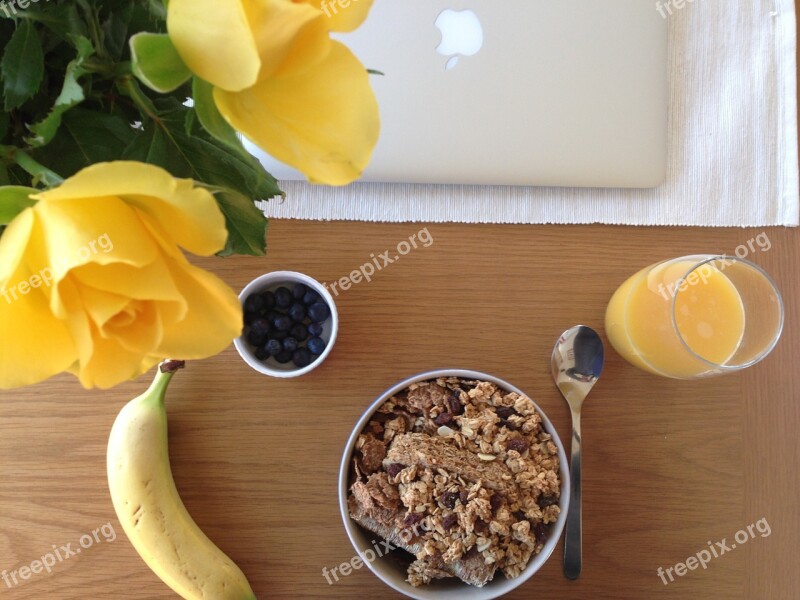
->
[0, 112, 8, 141]
[32, 109, 136, 178]
[15, 4, 87, 41]
[214, 190, 269, 257]
[145, 0, 167, 21]
[130, 33, 191, 93]
[25, 36, 94, 148]
[176, 125, 282, 205]
[102, 3, 134, 60]
[192, 77, 245, 154]
[122, 119, 190, 176]
[0, 186, 37, 225]
[127, 2, 167, 35]
[1, 20, 45, 110]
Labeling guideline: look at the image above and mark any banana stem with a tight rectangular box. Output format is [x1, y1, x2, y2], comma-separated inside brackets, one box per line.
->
[160, 359, 185, 374]
[143, 360, 185, 406]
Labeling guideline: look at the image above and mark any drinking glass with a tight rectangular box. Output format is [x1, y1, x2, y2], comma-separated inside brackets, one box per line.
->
[605, 255, 784, 379]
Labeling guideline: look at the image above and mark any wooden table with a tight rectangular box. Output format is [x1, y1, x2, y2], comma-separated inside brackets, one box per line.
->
[1, 221, 798, 600]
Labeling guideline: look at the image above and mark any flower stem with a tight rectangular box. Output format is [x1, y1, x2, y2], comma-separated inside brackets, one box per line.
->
[0, 146, 64, 188]
[116, 76, 161, 124]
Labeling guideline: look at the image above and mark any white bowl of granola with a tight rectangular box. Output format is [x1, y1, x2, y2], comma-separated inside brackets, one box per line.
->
[338, 370, 570, 599]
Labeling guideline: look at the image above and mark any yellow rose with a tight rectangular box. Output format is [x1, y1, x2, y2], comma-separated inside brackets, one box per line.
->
[167, 0, 380, 186]
[0, 162, 243, 389]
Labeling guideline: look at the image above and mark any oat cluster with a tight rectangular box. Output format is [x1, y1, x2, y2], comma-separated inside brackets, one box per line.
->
[348, 378, 561, 587]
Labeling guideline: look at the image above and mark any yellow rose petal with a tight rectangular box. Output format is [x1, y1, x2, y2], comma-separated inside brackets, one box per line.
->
[31, 196, 159, 287]
[35, 163, 228, 258]
[156, 260, 243, 359]
[246, 0, 330, 78]
[215, 41, 380, 185]
[0, 207, 34, 288]
[167, 0, 260, 91]
[0, 260, 76, 389]
[52, 273, 94, 366]
[125, 187, 228, 258]
[73, 259, 185, 306]
[300, 0, 374, 32]
[74, 284, 132, 333]
[72, 320, 157, 389]
[101, 301, 164, 357]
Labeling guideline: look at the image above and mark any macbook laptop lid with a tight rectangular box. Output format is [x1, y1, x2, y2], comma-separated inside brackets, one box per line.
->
[249, 0, 668, 188]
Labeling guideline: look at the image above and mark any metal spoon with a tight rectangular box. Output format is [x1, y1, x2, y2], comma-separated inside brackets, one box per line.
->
[551, 325, 604, 580]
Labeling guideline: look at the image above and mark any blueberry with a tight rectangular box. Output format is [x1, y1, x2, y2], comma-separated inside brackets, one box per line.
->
[274, 350, 293, 364]
[246, 329, 268, 347]
[254, 345, 271, 360]
[307, 322, 324, 337]
[303, 289, 322, 306]
[288, 303, 306, 323]
[261, 291, 276, 310]
[244, 311, 259, 326]
[275, 286, 293, 308]
[290, 323, 308, 342]
[272, 313, 292, 332]
[293, 283, 309, 300]
[308, 302, 330, 323]
[271, 329, 288, 341]
[283, 337, 299, 353]
[307, 336, 326, 355]
[244, 294, 265, 314]
[292, 347, 312, 368]
[265, 339, 282, 356]
[250, 318, 271, 336]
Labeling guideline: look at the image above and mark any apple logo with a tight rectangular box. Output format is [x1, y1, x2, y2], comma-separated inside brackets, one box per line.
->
[435, 9, 484, 71]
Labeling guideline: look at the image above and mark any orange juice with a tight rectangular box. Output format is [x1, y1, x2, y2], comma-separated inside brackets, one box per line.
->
[605, 259, 745, 378]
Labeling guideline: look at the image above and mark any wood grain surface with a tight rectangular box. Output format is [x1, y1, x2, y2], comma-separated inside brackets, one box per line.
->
[1, 222, 798, 600]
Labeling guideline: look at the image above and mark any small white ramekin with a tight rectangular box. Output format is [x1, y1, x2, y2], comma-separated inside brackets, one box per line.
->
[234, 271, 338, 378]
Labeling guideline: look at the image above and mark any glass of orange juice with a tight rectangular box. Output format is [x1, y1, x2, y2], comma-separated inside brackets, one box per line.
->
[605, 255, 783, 379]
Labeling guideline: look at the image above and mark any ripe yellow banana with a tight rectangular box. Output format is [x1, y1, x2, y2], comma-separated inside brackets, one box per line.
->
[107, 360, 256, 600]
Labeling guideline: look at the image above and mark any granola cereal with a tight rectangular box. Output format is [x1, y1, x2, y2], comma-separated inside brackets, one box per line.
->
[348, 378, 561, 588]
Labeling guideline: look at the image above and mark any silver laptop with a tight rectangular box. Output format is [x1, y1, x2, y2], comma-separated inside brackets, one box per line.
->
[249, 0, 668, 188]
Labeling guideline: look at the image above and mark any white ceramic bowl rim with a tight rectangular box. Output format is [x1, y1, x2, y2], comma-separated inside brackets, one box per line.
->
[338, 369, 571, 600]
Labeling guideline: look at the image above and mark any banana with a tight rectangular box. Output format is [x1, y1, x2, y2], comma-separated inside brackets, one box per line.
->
[107, 360, 256, 600]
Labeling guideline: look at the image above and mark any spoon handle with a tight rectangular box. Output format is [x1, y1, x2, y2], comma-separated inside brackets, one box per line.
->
[564, 409, 582, 580]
